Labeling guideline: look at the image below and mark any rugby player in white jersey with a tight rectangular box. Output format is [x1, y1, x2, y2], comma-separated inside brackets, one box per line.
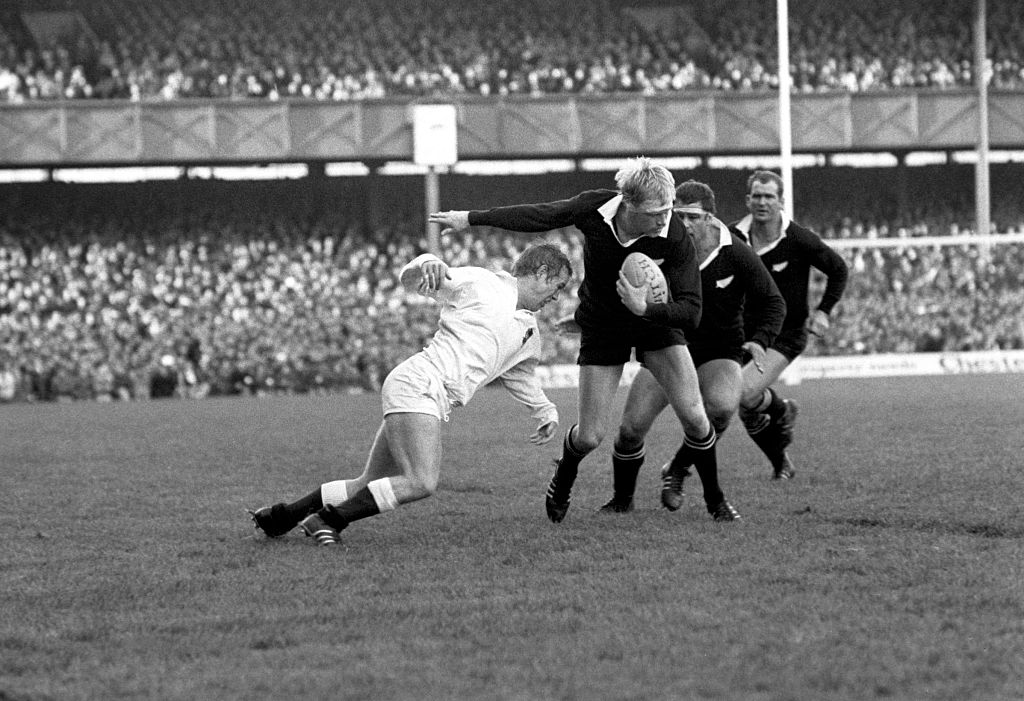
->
[250, 242, 572, 545]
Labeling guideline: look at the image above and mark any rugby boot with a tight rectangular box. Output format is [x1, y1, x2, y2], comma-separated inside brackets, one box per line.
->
[299, 512, 342, 546]
[660, 462, 690, 511]
[249, 503, 297, 538]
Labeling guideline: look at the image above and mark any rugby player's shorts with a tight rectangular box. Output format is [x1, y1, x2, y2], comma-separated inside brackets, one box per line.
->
[381, 354, 452, 422]
[771, 327, 809, 361]
[690, 343, 745, 369]
[578, 324, 688, 366]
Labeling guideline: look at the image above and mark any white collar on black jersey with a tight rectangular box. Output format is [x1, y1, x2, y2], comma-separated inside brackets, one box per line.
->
[598, 194, 670, 247]
[734, 211, 790, 255]
[698, 218, 733, 271]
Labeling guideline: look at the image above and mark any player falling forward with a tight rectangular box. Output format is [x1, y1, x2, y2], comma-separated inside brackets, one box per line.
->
[250, 243, 572, 545]
[431, 157, 736, 522]
[733, 171, 848, 479]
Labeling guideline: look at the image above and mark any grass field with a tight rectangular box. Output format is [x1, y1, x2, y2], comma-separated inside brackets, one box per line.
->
[1, 373, 1023, 700]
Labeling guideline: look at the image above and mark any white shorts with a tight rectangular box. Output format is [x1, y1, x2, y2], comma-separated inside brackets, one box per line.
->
[381, 355, 452, 422]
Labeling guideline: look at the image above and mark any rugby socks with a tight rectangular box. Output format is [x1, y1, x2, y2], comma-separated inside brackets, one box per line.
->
[757, 388, 787, 423]
[610, 441, 645, 502]
[742, 405, 785, 466]
[686, 428, 723, 506]
[320, 479, 354, 507]
[282, 479, 355, 521]
[283, 488, 325, 520]
[318, 478, 400, 531]
[550, 425, 588, 503]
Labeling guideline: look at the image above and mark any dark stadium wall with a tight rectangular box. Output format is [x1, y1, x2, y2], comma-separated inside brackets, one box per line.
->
[3, 162, 1023, 238]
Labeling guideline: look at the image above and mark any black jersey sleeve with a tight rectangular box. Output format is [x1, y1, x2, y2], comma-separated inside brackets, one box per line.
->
[736, 243, 786, 349]
[803, 230, 849, 315]
[467, 191, 609, 232]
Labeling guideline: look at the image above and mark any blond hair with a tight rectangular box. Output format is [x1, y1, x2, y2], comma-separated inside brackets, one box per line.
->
[614, 156, 675, 208]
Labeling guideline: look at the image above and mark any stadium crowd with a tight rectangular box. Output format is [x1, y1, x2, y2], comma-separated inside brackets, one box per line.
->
[1, 189, 1022, 403]
[1, 0, 1023, 103]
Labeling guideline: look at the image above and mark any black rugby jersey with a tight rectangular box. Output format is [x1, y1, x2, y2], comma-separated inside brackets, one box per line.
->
[733, 214, 848, 332]
[469, 189, 702, 337]
[691, 222, 785, 352]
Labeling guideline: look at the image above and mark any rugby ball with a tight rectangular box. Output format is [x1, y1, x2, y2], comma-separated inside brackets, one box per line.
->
[621, 252, 669, 304]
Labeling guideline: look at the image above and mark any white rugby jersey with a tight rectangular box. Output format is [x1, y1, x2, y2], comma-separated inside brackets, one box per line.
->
[399, 254, 558, 426]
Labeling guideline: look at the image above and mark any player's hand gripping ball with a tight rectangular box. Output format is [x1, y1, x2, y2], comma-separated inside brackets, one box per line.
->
[620, 252, 668, 304]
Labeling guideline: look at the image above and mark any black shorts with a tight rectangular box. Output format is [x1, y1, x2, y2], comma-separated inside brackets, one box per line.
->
[772, 327, 809, 361]
[578, 325, 688, 366]
[690, 343, 745, 369]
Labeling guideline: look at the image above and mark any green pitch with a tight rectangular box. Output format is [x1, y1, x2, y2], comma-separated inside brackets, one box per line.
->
[1, 374, 1022, 700]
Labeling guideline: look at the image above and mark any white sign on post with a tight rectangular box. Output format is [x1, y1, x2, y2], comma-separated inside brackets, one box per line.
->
[412, 104, 458, 167]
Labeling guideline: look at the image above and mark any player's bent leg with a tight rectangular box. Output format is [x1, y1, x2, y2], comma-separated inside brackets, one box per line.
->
[643, 345, 707, 437]
[547, 364, 623, 522]
[376, 411, 443, 502]
[699, 359, 743, 436]
[299, 412, 441, 545]
[740, 349, 789, 410]
[644, 347, 736, 520]
[740, 350, 798, 477]
[573, 364, 625, 451]
[601, 369, 669, 513]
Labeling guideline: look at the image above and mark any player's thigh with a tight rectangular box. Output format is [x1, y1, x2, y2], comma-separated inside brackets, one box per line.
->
[741, 348, 791, 404]
[619, 367, 670, 443]
[643, 345, 706, 425]
[381, 412, 443, 491]
[575, 364, 625, 448]
[698, 359, 743, 419]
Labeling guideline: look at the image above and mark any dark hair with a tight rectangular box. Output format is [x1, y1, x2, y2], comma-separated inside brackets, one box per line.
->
[675, 179, 716, 214]
[746, 170, 784, 197]
[512, 241, 572, 280]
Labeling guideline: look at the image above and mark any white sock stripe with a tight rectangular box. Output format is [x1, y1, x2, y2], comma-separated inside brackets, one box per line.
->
[367, 478, 400, 512]
[747, 415, 771, 435]
[320, 480, 350, 507]
[684, 431, 716, 450]
[613, 446, 646, 461]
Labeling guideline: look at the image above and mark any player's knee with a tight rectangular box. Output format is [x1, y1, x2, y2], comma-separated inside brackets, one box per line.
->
[677, 397, 707, 425]
[677, 407, 711, 438]
[572, 426, 604, 453]
[408, 473, 439, 500]
[615, 423, 646, 453]
[614, 434, 643, 456]
[709, 411, 733, 436]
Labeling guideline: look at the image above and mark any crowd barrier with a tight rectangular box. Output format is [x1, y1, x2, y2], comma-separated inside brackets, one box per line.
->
[534, 349, 1024, 390]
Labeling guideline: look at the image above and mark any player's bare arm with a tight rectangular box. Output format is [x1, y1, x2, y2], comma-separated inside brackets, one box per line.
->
[616, 270, 650, 316]
[530, 420, 558, 445]
[806, 309, 831, 337]
[742, 341, 767, 372]
[400, 257, 451, 295]
[428, 210, 470, 235]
